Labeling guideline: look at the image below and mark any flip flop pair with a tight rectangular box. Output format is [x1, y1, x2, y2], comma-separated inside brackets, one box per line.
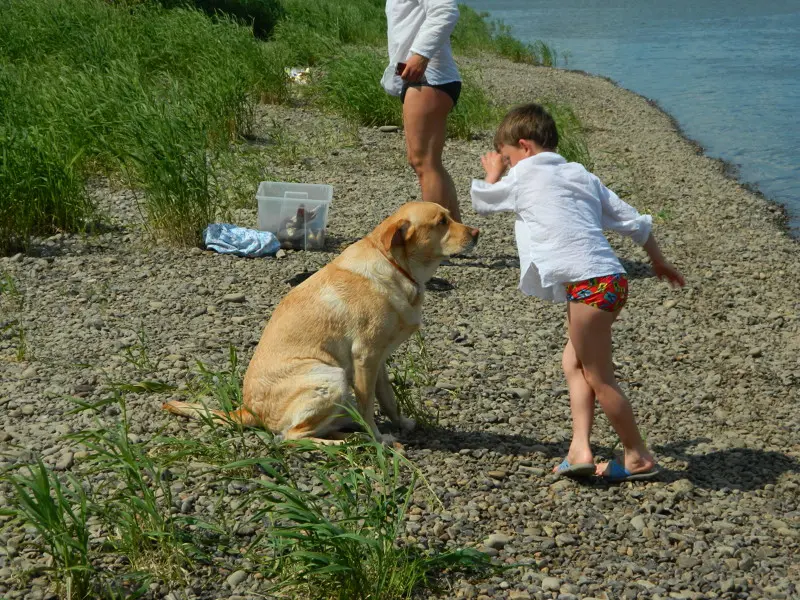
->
[554, 458, 662, 482]
[554, 459, 596, 479]
[598, 459, 662, 482]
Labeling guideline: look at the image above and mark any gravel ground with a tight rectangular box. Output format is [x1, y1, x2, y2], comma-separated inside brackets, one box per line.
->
[1, 57, 798, 600]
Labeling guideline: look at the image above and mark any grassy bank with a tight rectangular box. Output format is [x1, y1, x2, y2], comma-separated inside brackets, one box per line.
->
[0, 0, 578, 253]
[1, 340, 496, 599]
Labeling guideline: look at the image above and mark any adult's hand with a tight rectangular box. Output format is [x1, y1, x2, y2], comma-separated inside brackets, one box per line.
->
[400, 53, 429, 82]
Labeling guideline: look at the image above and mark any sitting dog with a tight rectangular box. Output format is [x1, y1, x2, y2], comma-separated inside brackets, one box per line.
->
[164, 202, 479, 443]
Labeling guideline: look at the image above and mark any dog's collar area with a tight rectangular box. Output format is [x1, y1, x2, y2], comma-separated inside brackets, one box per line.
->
[387, 256, 417, 288]
[368, 238, 420, 294]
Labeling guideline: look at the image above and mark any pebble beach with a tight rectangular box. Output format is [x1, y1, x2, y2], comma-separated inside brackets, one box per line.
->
[1, 57, 798, 599]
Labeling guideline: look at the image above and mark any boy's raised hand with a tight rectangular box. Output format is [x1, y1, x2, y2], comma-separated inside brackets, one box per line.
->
[652, 259, 686, 288]
[481, 151, 506, 184]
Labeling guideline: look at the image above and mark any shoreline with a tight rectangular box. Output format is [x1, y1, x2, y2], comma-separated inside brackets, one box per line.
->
[553, 67, 796, 239]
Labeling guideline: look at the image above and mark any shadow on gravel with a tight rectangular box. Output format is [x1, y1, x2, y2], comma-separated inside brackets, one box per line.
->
[618, 258, 656, 279]
[442, 256, 653, 280]
[654, 439, 800, 491]
[403, 426, 565, 457]
[324, 233, 360, 253]
[5, 224, 128, 259]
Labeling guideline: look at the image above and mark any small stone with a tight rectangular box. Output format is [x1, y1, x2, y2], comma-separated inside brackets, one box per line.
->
[663, 299, 678, 309]
[739, 556, 754, 570]
[487, 470, 507, 480]
[54, 452, 74, 471]
[551, 479, 572, 491]
[223, 293, 246, 303]
[485, 533, 511, 549]
[677, 555, 699, 569]
[668, 478, 694, 496]
[748, 347, 763, 358]
[542, 577, 561, 592]
[275, 249, 287, 259]
[73, 383, 94, 395]
[191, 306, 207, 317]
[226, 570, 248, 588]
[518, 465, 545, 476]
[436, 379, 459, 390]
[506, 387, 532, 401]
[630, 515, 646, 531]
[379, 125, 399, 133]
[21, 366, 37, 379]
[21, 405, 35, 416]
[720, 579, 736, 593]
[555, 533, 576, 546]
[509, 593, 531, 600]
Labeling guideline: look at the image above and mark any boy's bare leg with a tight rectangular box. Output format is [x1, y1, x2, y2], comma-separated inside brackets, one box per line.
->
[566, 302, 656, 475]
[554, 337, 596, 471]
[402, 85, 461, 222]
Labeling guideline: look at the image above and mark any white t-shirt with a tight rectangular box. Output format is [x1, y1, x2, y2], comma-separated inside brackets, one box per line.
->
[381, 0, 461, 97]
[470, 152, 653, 302]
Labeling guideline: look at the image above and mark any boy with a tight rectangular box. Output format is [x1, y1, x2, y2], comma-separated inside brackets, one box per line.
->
[470, 103, 685, 481]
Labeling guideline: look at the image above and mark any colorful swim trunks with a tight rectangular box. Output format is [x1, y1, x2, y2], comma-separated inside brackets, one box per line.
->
[565, 273, 628, 312]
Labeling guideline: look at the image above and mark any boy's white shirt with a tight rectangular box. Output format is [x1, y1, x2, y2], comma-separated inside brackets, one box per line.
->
[470, 152, 653, 302]
[381, 0, 461, 96]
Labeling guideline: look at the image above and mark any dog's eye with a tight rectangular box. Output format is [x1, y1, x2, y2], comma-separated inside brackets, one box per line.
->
[439, 216, 448, 226]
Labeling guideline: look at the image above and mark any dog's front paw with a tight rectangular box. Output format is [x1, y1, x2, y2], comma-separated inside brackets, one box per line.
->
[399, 416, 416, 433]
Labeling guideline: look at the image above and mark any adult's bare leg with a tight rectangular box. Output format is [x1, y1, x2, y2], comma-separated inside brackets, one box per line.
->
[402, 85, 461, 222]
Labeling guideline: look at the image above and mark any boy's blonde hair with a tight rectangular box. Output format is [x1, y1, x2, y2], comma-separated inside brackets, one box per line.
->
[494, 103, 559, 152]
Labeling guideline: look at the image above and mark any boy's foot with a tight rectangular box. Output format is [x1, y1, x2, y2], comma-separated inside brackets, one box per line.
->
[596, 459, 661, 482]
[553, 458, 596, 479]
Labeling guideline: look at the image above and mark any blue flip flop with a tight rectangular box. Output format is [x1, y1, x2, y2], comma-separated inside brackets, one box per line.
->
[554, 459, 596, 478]
[599, 459, 661, 482]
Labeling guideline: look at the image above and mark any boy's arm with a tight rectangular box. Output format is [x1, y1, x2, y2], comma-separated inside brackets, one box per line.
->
[403, 0, 459, 81]
[594, 175, 685, 287]
[642, 234, 685, 287]
[470, 152, 517, 214]
[594, 175, 652, 245]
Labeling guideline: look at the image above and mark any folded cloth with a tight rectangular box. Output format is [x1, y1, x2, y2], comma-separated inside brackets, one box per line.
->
[203, 223, 280, 258]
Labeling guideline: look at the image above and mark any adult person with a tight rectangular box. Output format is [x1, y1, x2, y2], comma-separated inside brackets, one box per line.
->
[381, 0, 463, 222]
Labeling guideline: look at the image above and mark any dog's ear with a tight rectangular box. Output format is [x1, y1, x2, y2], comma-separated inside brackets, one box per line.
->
[382, 219, 411, 250]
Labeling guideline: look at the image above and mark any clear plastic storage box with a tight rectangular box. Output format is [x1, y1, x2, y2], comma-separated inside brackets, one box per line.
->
[256, 181, 333, 250]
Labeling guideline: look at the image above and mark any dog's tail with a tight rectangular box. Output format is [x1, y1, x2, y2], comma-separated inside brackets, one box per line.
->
[161, 400, 260, 428]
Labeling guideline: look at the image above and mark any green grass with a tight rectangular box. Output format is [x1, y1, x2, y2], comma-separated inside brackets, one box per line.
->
[2, 375, 495, 598]
[314, 49, 403, 128]
[388, 333, 440, 429]
[1, 0, 571, 252]
[0, 0, 287, 249]
[0, 86, 91, 255]
[313, 50, 501, 140]
[453, 5, 560, 66]
[448, 70, 505, 139]
[0, 459, 93, 599]
[159, 0, 285, 39]
[0, 271, 28, 361]
[0, 270, 20, 301]
[66, 392, 194, 583]
[543, 101, 594, 170]
[222, 412, 495, 599]
[277, 0, 386, 46]
[656, 207, 675, 222]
